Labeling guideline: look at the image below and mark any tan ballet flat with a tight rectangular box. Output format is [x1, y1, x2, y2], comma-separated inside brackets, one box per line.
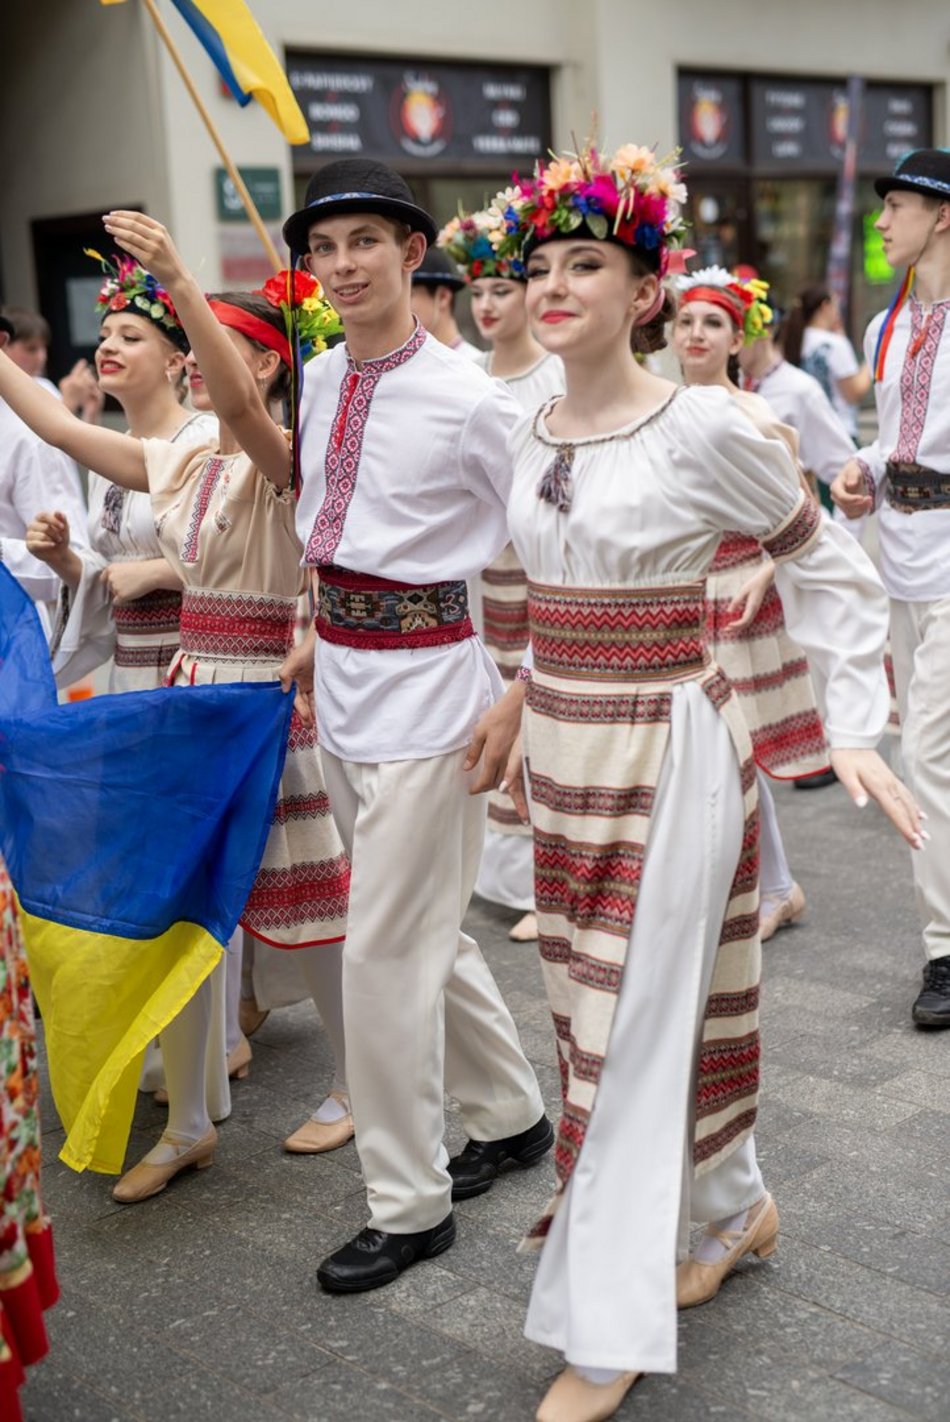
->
[283, 1096, 354, 1154]
[112, 1127, 217, 1203]
[239, 997, 270, 1038]
[676, 1192, 779, 1308]
[536, 1366, 641, 1422]
[509, 911, 539, 942]
[760, 883, 806, 942]
[227, 1034, 252, 1080]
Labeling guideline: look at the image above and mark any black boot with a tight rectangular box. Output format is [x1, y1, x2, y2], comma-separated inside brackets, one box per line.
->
[449, 1113, 554, 1200]
[911, 955, 950, 1028]
[317, 1212, 456, 1293]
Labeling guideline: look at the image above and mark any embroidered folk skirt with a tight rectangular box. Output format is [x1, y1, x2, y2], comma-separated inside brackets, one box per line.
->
[111, 588, 182, 693]
[166, 588, 349, 948]
[521, 580, 760, 1250]
[0, 857, 59, 1419]
[706, 533, 829, 779]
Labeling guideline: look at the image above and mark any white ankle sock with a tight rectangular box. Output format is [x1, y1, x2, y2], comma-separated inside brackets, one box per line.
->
[573, 1365, 623, 1386]
[312, 1093, 349, 1125]
[694, 1199, 763, 1263]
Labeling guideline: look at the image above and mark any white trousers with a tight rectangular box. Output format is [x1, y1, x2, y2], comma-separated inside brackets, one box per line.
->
[525, 682, 765, 1374]
[889, 596, 950, 962]
[475, 830, 536, 912]
[321, 746, 544, 1232]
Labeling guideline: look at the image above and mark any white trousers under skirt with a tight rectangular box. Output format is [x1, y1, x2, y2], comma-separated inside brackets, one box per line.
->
[889, 595, 950, 962]
[525, 682, 765, 1374]
[322, 746, 544, 1233]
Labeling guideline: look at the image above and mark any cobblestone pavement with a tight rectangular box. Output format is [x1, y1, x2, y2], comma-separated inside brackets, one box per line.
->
[22, 775, 950, 1421]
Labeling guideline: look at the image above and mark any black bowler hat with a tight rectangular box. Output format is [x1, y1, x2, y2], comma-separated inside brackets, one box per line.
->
[283, 158, 437, 255]
[411, 247, 465, 291]
[875, 148, 950, 201]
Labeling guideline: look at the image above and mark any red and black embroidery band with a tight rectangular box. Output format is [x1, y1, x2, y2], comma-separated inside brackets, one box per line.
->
[315, 565, 474, 650]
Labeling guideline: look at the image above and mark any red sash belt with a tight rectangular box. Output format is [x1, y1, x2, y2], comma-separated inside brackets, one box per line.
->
[528, 580, 708, 683]
[315, 566, 474, 650]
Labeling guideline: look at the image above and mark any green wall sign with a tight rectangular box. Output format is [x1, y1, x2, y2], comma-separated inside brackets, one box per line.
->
[215, 167, 282, 223]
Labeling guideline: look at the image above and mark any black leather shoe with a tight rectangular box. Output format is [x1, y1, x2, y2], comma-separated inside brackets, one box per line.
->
[449, 1113, 555, 1200]
[793, 768, 837, 790]
[316, 1212, 456, 1294]
[912, 955, 950, 1028]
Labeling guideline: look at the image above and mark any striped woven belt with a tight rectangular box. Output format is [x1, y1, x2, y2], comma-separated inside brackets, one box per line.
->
[528, 580, 708, 682]
[886, 460, 950, 513]
[316, 566, 474, 650]
[178, 589, 296, 661]
[112, 589, 182, 669]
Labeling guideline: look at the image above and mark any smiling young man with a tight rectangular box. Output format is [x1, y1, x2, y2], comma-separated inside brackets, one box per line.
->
[280, 159, 551, 1293]
[832, 149, 950, 1027]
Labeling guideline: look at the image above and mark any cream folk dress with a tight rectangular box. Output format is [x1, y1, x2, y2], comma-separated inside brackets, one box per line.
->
[507, 383, 889, 1374]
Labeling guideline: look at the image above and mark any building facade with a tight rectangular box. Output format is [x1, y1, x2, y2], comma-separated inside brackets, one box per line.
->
[2, 0, 946, 375]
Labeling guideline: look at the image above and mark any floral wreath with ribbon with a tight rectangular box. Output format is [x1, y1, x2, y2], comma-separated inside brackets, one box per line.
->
[438, 189, 527, 281]
[676, 265, 773, 346]
[498, 141, 691, 276]
[85, 248, 187, 350]
[258, 269, 342, 364]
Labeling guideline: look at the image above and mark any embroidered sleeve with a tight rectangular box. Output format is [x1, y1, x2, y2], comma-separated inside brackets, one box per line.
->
[760, 494, 822, 564]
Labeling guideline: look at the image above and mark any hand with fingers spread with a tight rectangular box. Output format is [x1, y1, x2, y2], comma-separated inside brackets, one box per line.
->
[831, 748, 924, 850]
[464, 680, 527, 806]
[101, 211, 188, 291]
[831, 458, 873, 520]
[729, 558, 774, 631]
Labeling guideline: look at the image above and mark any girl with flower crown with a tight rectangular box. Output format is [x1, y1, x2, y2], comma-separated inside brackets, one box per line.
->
[0, 214, 354, 1202]
[672, 268, 831, 943]
[496, 144, 920, 1422]
[438, 198, 565, 942]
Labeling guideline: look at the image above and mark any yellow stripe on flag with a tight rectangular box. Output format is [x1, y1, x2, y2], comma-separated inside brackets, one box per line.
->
[22, 904, 222, 1174]
[192, 0, 308, 144]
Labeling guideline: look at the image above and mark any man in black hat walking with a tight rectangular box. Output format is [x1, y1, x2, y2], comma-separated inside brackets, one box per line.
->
[411, 247, 481, 359]
[280, 159, 551, 1293]
[833, 148, 950, 1027]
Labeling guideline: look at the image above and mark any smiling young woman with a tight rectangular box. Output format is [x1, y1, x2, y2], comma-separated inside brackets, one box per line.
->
[494, 144, 919, 1422]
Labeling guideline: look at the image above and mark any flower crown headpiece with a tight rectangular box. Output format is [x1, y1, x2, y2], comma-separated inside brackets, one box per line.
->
[498, 142, 690, 274]
[438, 189, 527, 281]
[677, 265, 773, 346]
[259, 269, 342, 364]
[85, 248, 187, 351]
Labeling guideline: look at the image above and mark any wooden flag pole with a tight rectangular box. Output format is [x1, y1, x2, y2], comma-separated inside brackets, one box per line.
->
[141, 0, 282, 273]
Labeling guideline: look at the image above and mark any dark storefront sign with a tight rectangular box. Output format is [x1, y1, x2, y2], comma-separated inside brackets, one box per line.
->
[286, 53, 551, 173]
[679, 71, 931, 176]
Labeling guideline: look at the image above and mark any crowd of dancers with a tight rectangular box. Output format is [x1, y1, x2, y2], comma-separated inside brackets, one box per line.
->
[2, 137, 948, 1422]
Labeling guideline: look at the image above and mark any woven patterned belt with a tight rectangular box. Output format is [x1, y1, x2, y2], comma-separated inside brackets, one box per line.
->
[711, 533, 762, 572]
[886, 460, 950, 514]
[528, 580, 708, 682]
[178, 589, 296, 662]
[315, 566, 474, 650]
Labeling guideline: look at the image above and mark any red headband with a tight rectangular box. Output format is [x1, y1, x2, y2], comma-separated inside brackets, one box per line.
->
[208, 300, 291, 367]
[679, 285, 746, 328]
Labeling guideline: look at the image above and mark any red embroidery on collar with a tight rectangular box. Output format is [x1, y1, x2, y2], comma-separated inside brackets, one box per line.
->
[305, 323, 427, 565]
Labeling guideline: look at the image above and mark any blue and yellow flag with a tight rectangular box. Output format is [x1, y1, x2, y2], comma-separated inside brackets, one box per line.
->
[0, 566, 292, 1173]
[100, 0, 309, 144]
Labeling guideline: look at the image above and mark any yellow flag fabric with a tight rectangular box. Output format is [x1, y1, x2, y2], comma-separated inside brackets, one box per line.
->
[99, 0, 309, 145]
[23, 905, 221, 1174]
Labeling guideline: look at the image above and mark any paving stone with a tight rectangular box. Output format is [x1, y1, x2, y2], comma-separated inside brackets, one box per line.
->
[269, 1359, 448, 1420]
[21, 1360, 137, 1422]
[161, 1299, 335, 1395]
[775, 1201, 950, 1298]
[834, 1342, 950, 1422]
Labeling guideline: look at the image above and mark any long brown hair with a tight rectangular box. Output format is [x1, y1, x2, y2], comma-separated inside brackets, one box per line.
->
[782, 284, 831, 368]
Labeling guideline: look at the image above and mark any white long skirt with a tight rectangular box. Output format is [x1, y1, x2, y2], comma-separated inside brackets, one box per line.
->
[525, 681, 765, 1374]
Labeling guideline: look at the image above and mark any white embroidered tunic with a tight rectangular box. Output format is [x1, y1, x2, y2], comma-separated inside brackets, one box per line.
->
[857, 297, 950, 602]
[297, 323, 524, 763]
[748, 360, 855, 487]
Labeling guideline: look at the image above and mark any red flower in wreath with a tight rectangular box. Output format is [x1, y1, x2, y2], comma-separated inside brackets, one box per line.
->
[110, 293, 128, 311]
[261, 269, 320, 310]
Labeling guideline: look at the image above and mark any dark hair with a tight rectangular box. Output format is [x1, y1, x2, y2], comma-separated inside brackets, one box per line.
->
[626, 249, 673, 355]
[209, 290, 291, 404]
[2, 306, 51, 345]
[782, 284, 832, 368]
